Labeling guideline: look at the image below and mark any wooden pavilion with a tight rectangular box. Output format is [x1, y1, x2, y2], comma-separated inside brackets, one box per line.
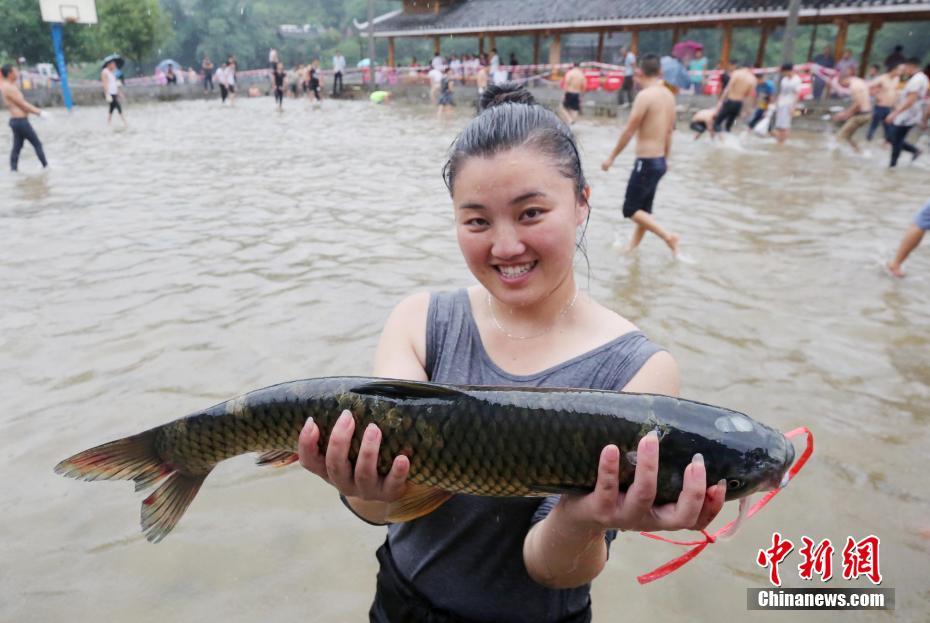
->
[362, 0, 930, 75]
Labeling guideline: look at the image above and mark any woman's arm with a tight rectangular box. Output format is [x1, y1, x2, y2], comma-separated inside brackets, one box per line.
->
[296, 293, 430, 524]
[523, 351, 726, 589]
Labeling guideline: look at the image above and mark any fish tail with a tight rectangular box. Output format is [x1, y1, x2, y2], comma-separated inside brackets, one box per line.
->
[54, 428, 168, 489]
[54, 428, 210, 542]
[140, 472, 208, 543]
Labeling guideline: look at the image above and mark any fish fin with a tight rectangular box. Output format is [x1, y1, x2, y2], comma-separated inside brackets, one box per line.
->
[256, 450, 299, 468]
[385, 484, 454, 523]
[529, 484, 594, 496]
[351, 379, 465, 401]
[141, 471, 208, 543]
[54, 427, 171, 492]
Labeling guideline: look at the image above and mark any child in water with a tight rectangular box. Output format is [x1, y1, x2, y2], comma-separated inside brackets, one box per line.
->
[297, 83, 725, 622]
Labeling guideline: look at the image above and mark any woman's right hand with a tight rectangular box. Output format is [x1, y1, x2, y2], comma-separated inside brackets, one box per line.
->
[297, 409, 411, 503]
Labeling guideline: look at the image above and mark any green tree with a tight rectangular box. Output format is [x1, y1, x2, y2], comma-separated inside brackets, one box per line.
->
[0, 0, 97, 66]
[95, 0, 173, 73]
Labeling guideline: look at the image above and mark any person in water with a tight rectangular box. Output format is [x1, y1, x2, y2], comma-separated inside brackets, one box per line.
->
[887, 199, 930, 278]
[307, 59, 322, 104]
[271, 62, 287, 111]
[101, 60, 127, 127]
[297, 82, 725, 623]
[0, 64, 49, 172]
[601, 54, 680, 257]
[437, 67, 455, 120]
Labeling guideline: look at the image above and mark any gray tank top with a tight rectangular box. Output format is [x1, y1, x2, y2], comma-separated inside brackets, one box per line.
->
[387, 289, 663, 622]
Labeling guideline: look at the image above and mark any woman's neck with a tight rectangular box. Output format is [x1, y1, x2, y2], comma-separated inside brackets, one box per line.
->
[485, 277, 580, 340]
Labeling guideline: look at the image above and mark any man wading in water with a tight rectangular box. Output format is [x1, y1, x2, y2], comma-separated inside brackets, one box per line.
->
[0, 64, 49, 172]
[601, 54, 680, 257]
[713, 60, 756, 135]
[558, 63, 586, 126]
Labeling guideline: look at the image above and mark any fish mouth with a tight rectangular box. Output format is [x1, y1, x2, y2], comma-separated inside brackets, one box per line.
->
[768, 438, 796, 490]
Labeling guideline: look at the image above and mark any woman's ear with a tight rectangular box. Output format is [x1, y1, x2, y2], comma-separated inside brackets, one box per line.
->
[577, 186, 591, 225]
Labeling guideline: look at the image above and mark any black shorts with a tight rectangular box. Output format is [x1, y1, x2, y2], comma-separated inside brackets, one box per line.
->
[227, 85, 236, 94]
[622, 157, 667, 218]
[713, 99, 743, 132]
[690, 120, 707, 134]
[563, 92, 580, 111]
[107, 95, 122, 114]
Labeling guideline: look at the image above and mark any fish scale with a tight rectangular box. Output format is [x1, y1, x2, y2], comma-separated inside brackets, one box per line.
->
[54, 376, 794, 542]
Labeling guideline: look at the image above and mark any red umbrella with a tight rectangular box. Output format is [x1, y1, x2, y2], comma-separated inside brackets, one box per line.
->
[672, 40, 704, 60]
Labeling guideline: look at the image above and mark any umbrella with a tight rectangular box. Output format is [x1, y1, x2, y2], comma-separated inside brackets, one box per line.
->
[101, 54, 125, 69]
[357, 58, 371, 68]
[671, 40, 703, 60]
[155, 59, 182, 73]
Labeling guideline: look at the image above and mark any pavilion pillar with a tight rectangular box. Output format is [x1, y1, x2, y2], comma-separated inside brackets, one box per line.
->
[433, 36, 440, 55]
[388, 37, 395, 67]
[533, 32, 540, 65]
[833, 18, 848, 67]
[756, 23, 770, 67]
[860, 19, 881, 76]
[806, 21, 819, 62]
[630, 30, 639, 55]
[596, 31, 605, 63]
[549, 33, 561, 77]
[720, 23, 733, 68]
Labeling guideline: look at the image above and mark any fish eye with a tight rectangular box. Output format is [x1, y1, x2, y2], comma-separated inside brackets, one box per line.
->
[727, 479, 743, 490]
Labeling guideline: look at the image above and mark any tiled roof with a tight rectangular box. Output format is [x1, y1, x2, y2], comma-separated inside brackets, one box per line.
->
[371, 0, 930, 35]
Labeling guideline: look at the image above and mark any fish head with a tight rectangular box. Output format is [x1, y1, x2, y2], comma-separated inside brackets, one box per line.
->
[709, 412, 796, 501]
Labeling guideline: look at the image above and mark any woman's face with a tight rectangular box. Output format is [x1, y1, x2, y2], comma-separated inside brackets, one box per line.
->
[453, 146, 589, 307]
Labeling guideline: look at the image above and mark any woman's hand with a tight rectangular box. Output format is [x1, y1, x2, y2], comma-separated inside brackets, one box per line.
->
[297, 409, 410, 503]
[556, 431, 726, 533]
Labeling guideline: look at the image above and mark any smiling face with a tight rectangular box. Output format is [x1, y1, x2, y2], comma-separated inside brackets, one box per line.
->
[453, 146, 589, 308]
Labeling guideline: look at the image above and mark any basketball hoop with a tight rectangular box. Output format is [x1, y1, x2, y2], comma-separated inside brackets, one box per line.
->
[40, 0, 98, 25]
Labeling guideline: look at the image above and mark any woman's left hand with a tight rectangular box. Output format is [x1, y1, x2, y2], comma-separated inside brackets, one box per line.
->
[556, 431, 726, 533]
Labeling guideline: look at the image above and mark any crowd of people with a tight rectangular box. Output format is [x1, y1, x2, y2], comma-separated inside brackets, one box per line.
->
[1, 39, 927, 276]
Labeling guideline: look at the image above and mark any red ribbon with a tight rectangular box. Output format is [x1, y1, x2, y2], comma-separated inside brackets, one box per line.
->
[636, 427, 814, 585]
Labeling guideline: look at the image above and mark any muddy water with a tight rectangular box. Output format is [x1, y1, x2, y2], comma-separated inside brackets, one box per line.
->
[1, 96, 928, 622]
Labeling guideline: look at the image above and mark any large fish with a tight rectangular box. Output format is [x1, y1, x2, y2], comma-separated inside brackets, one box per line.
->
[55, 377, 795, 543]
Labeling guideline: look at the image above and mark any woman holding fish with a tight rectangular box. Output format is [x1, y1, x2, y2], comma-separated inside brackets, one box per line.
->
[297, 83, 727, 622]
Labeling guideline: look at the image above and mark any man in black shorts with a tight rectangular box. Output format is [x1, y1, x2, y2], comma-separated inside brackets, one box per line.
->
[713, 61, 756, 133]
[557, 63, 585, 125]
[601, 54, 680, 256]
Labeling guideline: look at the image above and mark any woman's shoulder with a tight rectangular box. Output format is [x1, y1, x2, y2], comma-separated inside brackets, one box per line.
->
[584, 298, 641, 342]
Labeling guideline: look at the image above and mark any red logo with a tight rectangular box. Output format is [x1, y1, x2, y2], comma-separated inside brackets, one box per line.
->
[798, 536, 834, 582]
[841, 535, 882, 585]
[756, 531, 794, 586]
[757, 533, 882, 586]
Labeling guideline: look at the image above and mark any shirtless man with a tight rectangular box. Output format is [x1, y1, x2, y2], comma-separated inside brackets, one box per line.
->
[0, 64, 49, 172]
[867, 64, 902, 142]
[713, 61, 756, 133]
[558, 63, 586, 125]
[601, 54, 678, 256]
[475, 61, 489, 112]
[689, 107, 717, 140]
[833, 71, 872, 152]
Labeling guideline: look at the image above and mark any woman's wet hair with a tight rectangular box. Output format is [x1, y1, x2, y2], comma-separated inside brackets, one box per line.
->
[443, 82, 587, 203]
[442, 81, 591, 272]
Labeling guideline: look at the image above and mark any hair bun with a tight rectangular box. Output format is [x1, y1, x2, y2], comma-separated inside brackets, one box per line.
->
[479, 82, 536, 111]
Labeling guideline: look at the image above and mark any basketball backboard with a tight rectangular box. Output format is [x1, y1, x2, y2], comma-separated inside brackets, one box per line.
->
[40, 0, 98, 24]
